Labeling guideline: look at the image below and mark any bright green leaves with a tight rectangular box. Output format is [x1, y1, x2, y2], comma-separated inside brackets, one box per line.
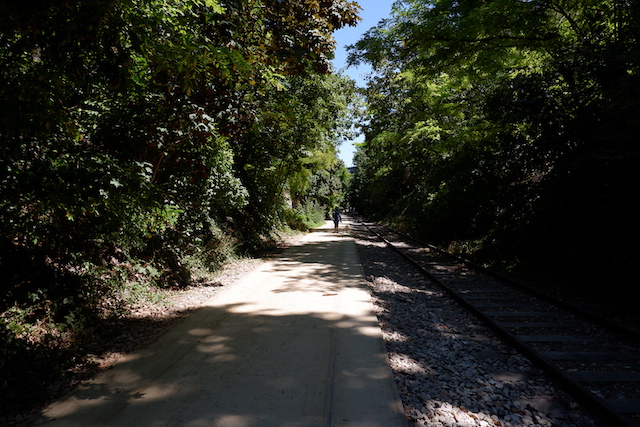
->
[201, 0, 226, 13]
[232, 72, 358, 235]
[126, 0, 246, 94]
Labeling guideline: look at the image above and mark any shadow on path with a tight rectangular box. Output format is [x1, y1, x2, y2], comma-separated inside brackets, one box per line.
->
[34, 223, 406, 427]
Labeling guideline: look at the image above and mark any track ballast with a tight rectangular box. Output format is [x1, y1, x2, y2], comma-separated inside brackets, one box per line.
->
[357, 220, 640, 427]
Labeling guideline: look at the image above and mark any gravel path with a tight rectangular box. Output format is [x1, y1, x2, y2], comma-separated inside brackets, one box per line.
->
[350, 224, 602, 427]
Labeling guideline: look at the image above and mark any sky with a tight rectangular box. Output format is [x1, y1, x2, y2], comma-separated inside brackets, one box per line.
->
[332, 1, 396, 167]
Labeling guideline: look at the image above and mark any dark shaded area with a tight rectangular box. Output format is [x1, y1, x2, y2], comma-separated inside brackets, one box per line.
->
[31, 305, 376, 426]
[0, 300, 188, 425]
[347, 0, 640, 326]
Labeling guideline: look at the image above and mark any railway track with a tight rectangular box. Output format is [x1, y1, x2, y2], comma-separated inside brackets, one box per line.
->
[359, 220, 640, 427]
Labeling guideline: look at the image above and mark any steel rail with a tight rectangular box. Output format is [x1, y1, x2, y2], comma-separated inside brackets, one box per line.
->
[382, 224, 640, 344]
[359, 220, 638, 427]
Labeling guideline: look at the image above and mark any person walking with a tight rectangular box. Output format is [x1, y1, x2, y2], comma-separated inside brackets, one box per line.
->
[332, 207, 342, 229]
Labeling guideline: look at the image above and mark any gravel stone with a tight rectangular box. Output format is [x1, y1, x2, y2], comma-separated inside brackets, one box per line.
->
[351, 225, 602, 427]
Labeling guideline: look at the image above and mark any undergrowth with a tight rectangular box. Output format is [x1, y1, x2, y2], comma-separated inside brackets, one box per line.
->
[0, 232, 243, 422]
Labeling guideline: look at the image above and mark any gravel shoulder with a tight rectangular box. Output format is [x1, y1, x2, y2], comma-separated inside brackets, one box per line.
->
[350, 224, 601, 427]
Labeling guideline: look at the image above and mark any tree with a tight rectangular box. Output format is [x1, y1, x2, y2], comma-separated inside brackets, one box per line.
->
[348, 0, 640, 294]
[0, 0, 361, 411]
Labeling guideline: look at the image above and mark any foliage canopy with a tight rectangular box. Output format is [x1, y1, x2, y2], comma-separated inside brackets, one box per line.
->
[348, 0, 640, 295]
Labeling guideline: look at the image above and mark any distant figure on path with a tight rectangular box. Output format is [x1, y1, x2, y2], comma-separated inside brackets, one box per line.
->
[332, 208, 342, 229]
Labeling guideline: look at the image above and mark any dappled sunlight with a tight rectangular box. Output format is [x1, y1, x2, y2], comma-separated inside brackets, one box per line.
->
[38, 303, 397, 426]
[351, 226, 576, 427]
[194, 337, 237, 363]
[356, 236, 389, 249]
[392, 241, 413, 249]
[210, 414, 254, 427]
[383, 330, 411, 343]
[36, 222, 405, 427]
[187, 327, 217, 337]
[388, 353, 431, 376]
[337, 320, 382, 338]
[419, 400, 496, 425]
[383, 309, 563, 426]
